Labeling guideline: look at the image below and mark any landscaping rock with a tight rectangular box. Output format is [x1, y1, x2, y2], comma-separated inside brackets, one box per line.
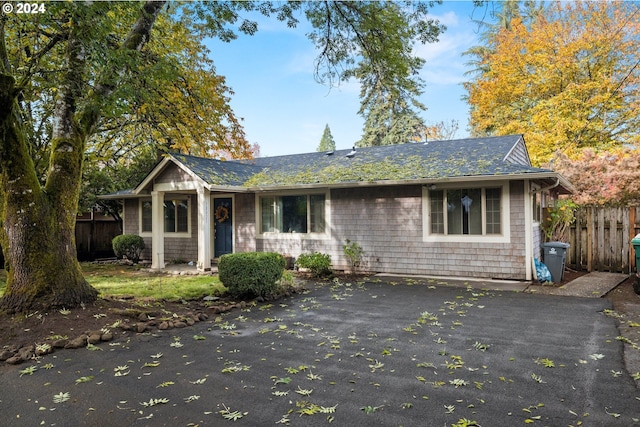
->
[5, 355, 23, 365]
[51, 339, 68, 348]
[18, 345, 35, 360]
[136, 323, 148, 333]
[158, 321, 169, 330]
[173, 321, 187, 328]
[87, 334, 102, 344]
[65, 335, 87, 349]
[0, 349, 15, 361]
[101, 332, 114, 342]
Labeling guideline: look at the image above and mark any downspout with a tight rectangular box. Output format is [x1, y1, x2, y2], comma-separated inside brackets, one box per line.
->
[530, 177, 560, 194]
[527, 177, 561, 281]
[524, 180, 534, 281]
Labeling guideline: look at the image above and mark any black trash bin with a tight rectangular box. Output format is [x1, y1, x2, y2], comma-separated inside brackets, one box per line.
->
[541, 242, 570, 283]
[632, 234, 640, 295]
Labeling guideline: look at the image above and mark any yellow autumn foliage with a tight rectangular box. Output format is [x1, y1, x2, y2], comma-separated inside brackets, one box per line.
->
[466, 1, 640, 166]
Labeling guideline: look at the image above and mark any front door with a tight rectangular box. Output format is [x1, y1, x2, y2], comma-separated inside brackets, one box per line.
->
[214, 197, 233, 258]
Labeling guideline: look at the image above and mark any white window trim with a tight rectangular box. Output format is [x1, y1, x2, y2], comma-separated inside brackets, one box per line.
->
[139, 195, 192, 239]
[422, 181, 511, 243]
[139, 198, 152, 238]
[255, 189, 330, 240]
[164, 196, 192, 238]
[530, 182, 542, 226]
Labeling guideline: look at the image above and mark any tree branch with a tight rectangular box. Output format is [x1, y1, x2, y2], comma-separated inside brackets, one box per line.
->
[78, 0, 166, 137]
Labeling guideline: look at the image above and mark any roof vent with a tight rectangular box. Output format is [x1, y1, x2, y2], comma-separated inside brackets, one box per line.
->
[346, 146, 357, 158]
[325, 150, 334, 156]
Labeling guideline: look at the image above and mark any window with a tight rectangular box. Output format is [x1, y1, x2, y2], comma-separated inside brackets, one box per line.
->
[141, 200, 152, 233]
[260, 194, 326, 234]
[164, 199, 189, 233]
[428, 187, 503, 236]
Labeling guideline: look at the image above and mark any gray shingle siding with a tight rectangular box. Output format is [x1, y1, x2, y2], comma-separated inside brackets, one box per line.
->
[504, 137, 531, 166]
[252, 183, 527, 280]
[234, 193, 256, 253]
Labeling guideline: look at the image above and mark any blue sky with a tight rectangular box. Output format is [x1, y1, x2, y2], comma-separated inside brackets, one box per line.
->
[205, 1, 484, 157]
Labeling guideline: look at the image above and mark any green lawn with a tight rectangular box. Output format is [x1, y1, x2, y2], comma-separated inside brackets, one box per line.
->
[0, 263, 225, 301]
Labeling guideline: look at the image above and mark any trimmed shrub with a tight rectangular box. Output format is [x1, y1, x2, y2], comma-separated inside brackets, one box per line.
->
[218, 252, 285, 298]
[112, 234, 145, 263]
[296, 252, 332, 277]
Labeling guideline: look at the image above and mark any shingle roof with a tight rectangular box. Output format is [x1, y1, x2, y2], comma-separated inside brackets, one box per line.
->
[171, 154, 262, 186]
[238, 134, 546, 187]
[170, 135, 555, 188]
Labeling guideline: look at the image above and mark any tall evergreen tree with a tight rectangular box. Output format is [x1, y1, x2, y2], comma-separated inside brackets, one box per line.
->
[305, 1, 445, 147]
[317, 124, 336, 152]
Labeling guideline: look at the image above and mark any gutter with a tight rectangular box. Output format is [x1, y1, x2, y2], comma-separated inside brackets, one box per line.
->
[530, 177, 560, 194]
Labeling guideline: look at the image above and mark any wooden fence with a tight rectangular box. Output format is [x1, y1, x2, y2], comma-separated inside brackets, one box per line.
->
[75, 218, 121, 261]
[0, 215, 120, 267]
[566, 206, 640, 273]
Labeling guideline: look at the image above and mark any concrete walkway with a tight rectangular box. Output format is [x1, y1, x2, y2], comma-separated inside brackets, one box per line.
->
[548, 271, 629, 298]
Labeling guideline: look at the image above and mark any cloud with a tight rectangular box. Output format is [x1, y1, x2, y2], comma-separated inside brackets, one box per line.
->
[415, 9, 480, 85]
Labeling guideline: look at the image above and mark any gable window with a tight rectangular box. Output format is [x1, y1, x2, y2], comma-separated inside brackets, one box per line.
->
[424, 184, 509, 243]
[260, 193, 326, 234]
[164, 199, 189, 233]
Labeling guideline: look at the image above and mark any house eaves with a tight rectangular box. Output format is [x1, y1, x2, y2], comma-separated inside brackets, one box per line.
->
[246, 170, 574, 194]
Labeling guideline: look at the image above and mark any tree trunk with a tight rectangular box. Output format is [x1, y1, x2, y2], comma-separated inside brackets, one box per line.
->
[0, 74, 97, 313]
[0, 194, 97, 313]
[0, 1, 164, 313]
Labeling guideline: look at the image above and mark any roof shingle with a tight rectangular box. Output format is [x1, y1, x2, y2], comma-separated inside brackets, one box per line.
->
[173, 135, 553, 188]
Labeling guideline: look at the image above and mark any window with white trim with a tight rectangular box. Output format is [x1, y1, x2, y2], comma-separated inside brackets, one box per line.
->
[428, 187, 503, 236]
[164, 199, 189, 233]
[140, 198, 190, 234]
[141, 200, 152, 233]
[259, 194, 326, 234]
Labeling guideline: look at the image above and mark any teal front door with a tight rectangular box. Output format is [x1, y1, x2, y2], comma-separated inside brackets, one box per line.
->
[214, 198, 233, 258]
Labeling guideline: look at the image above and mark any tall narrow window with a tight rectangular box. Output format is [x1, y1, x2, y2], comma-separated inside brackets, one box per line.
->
[310, 195, 326, 233]
[485, 188, 501, 234]
[261, 197, 276, 233]
[429, 190, 444, 234]
[141, 200, 152, 233]
[164, 201, 176, 232]
[176, 200, 188, 232]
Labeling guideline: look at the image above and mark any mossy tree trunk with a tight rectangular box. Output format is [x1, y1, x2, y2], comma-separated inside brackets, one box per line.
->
[0, 2, 164, 313]
[0, 24, 97, 313]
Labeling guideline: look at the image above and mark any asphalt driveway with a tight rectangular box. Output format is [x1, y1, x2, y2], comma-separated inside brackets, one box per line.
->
[1, 278, 639, 426]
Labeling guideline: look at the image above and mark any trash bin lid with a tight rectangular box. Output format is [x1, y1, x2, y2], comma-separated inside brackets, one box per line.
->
[632, 234, 640, 244]
[542, 241, 570, 249]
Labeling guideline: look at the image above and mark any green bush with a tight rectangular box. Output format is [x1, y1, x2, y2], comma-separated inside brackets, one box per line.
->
[343, 239, 364, 273]
[218, 252, 285, 298]
[296, 252, 332, 277]
[112, 234, 145, 263]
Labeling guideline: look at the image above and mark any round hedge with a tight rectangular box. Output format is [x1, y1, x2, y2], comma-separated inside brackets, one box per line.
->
[112, 234, 145, 263]
[218, 252, 285, 298]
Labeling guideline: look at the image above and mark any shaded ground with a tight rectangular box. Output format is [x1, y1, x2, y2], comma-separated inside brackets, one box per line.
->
[1, 276, 639, 426]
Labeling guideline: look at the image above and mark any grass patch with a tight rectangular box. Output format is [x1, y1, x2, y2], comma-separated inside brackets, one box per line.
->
[0, 263, 225, 301]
